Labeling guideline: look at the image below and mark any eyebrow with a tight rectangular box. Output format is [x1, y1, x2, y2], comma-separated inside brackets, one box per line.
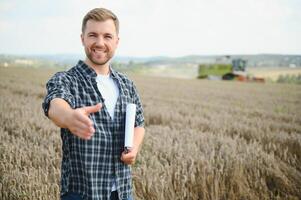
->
[87, 31, 115, 36]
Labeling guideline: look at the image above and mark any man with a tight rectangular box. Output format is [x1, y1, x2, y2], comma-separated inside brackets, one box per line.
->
[42, 8, 145, 200]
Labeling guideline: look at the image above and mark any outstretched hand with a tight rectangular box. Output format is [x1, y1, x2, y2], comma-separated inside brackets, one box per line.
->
[65, 103, 102, 140]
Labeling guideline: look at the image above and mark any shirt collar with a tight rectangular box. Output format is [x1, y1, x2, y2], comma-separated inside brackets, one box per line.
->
[77, 60, 97, 78]
[110, 67, 118, 79]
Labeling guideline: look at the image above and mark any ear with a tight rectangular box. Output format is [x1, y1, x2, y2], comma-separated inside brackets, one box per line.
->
[116, 36, 120, 46]
[80, 33, 84, 45]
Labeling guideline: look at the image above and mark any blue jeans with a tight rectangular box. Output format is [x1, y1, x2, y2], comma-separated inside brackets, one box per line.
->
[61, 191, 133, 200]
[61, 192, 82, 200]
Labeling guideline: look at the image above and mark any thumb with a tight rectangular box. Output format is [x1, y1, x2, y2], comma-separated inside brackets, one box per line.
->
[83, 103, 102, 114]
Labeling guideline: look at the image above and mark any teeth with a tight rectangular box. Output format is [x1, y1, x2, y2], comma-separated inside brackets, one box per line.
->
[93, 49, 104, 53]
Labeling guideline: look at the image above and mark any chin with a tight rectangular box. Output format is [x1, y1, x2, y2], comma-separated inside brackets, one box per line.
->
[92, 59, 110, 66]
[86, 55, 107, 65]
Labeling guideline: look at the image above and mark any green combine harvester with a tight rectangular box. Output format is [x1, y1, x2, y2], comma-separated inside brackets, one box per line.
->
[198, 58, 248, 81]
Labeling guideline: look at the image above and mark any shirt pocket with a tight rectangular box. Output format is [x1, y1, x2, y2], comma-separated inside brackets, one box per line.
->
[120, 88, 134, 106]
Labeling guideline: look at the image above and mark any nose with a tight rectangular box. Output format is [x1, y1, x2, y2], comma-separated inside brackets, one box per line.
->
[95, 36, 105, 47]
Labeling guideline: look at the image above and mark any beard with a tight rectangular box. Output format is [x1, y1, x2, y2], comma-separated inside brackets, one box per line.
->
[84, 45, 114, 66]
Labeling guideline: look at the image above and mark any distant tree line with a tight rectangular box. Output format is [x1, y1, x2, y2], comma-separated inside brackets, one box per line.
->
[277, 74, 301, 84]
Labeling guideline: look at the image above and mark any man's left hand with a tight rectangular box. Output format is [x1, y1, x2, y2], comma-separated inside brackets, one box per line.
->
[121, 148, 138, 165]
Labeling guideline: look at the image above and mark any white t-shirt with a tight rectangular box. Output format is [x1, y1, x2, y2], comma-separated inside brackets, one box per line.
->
[96, 73, 119, 191]
[96, 73, 119, 120]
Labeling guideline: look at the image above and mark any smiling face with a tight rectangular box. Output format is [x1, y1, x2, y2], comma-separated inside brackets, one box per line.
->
[81, 19, 119, 70]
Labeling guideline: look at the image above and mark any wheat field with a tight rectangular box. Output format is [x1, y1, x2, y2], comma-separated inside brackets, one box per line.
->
[0, 67, 301, 200]
[247, 67, 301, 81]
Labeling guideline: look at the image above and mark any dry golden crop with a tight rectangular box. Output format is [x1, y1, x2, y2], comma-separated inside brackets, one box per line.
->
[0, 66, 300, 200]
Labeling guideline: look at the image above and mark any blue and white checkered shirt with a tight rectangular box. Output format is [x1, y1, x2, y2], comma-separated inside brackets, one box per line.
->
[42, 60, 144, 200]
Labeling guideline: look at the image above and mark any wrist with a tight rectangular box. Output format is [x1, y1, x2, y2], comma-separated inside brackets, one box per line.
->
[132, 146, 139, 155]
[62, 108, 73, 128]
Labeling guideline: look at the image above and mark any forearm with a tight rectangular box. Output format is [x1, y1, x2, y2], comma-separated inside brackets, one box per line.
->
[48, 98, 73, 128]
[133, 127, 145, 152]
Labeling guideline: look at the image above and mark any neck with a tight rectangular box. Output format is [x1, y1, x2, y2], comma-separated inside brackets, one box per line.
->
[84, 58, 110, 75]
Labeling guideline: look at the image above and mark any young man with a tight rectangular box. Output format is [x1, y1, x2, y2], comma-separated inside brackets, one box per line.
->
[42, 8, 145, 200]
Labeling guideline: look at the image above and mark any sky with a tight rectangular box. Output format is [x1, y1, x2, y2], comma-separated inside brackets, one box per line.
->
[0, 0, 300, 57]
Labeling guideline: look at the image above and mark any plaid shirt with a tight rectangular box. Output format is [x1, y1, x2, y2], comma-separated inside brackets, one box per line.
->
[42, 60, 144, 200]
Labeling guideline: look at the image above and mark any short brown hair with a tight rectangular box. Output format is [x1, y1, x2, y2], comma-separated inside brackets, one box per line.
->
[82, 8, 119, 34]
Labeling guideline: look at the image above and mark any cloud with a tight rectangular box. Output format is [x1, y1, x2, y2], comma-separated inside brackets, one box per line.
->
[0, 1, 15, 12]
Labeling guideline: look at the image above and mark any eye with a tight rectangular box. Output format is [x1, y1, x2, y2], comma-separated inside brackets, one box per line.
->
[105, 35, 113, 39]
[88, 33, 96, 37]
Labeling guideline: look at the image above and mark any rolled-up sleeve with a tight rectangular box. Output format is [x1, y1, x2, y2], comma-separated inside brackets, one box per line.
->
[130, 82, 145, 127]
[42, 72, 75, 117]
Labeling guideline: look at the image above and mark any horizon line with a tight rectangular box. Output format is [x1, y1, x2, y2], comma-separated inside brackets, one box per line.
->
[1, 53, 301, 58]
